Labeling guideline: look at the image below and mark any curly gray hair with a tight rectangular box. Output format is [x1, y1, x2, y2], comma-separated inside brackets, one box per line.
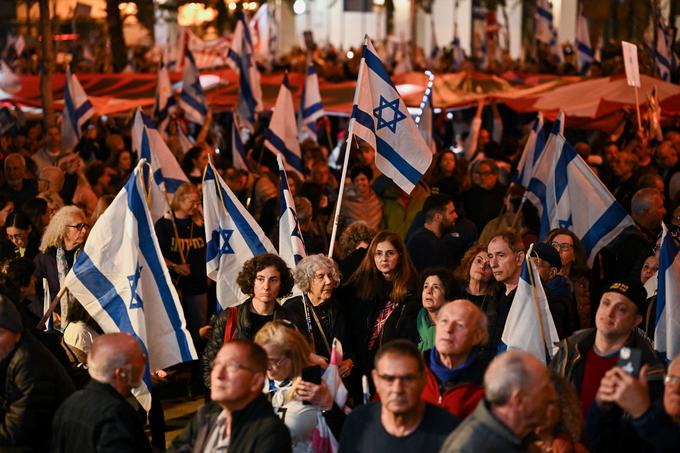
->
[293, 254, 341, 293]
[39, 205, 86, 252]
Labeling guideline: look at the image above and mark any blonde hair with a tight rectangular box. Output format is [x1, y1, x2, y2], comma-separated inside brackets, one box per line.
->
[39, 205, 85, 252]
[254, 321, 311, 380]
[170, 183, 199, 212]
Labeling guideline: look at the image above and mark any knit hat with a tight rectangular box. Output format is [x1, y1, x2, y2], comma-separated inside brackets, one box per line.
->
[603, 280, 647, 313]
[532, 242, 562, 271]
[0, 295, 23, 333]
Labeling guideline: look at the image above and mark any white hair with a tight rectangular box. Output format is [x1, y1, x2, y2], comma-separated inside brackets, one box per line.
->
[484, 350, 537, 405]
[293, 254, 341, 293]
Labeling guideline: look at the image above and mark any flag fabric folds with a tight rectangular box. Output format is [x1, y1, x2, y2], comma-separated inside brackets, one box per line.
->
[655, 223, 680, 361]
[350, 38, 433, 194]
[535, 0, 563, 63]
[64, 163, 197, 410]
[153, 57, 176, 132]
[526, 116, 634, 266]
[513, 113, 545, 188]
[231, 112, 249, 173]
[227, 12, 263, 127]
[500, 245, 560, 364]
[575, 9, 594, 75]
[415, 72, 435, 152]
[265, 73, 304, 175]
[203, 159, 276, 308]
[131, 108, 189, 200]
[300, 63, 325, 142]
[277, 154, 306, 270]
[178, 48, 208, 124]
[61, 67, 94, 150]
[656, 10, 676, 82]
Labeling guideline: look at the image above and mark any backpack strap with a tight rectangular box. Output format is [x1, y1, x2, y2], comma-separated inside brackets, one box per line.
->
[223, 306, 239, 343]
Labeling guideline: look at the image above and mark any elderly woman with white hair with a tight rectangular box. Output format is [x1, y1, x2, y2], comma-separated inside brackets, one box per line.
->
[34, 205, 90, 326]
[283, 254, 354, 377]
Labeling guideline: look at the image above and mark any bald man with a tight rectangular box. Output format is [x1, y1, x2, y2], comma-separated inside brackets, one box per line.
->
[1, 153, 37, 209]
[421, 299, 491, 419]
[441, 350, 555, 452]
[51, 333, 152, 453]
[583, 356, 680, 452]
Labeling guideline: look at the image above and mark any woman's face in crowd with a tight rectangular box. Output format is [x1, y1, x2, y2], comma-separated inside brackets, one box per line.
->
[308, 267, 334, 303]
[439, 152, 456, 175]
[262, 343, 292, 382]
[374, 240, 400, 277]
[422, 275, 447, 312]
[194, 150, 209, 172]
[119, 151, 132, 171]
[6, 226, 31, 249]
[353, 174, 370, 196]
[63, 213, 89, 250]
[640, 255, 658, 285]
[550, 234, 575, 268]
[469, 251, 492, 282]
[253, 266, 282, 304]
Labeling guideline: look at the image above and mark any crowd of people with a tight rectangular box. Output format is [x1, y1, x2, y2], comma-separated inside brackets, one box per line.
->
[1, 69, 680, 452]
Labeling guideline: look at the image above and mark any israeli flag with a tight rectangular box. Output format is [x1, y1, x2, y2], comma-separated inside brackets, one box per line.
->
[300, 63, 325, 142]
[178, 48, 208, 124]
[526, 115, 634, 266]
[415, 71, 435, 152]
[513, 113, 546, 188]
[61, 67, 94, 150]
[232, 112, 249, 173]
[153, 57, 176, 132]
[500, 245, 560, 364]
[277, 154, 306, 270]
[655, 223, 680, 361]
[64, 163, 197, 411]
[451, 36, 465, 71]
[535, 0, 563, 62]
[656, 11, 675, 82]
[350, 37, 433, 194]
[227, 12, 263, 127]
[203, 159, 276, 308]
[131, 108, 189, 200]
[265, 73, 303, 175]
[575, 9, 594, 75]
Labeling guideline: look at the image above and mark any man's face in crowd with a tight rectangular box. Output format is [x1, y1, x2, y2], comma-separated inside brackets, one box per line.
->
[372, 353, 425, 417]
[656, 141, 678, 169]
[435, 301, 483, 359]
[210, 343, 262, 408]
[4, 156, 25, 184]
[644, 194, 667, 229]
[47, 126, 61, 148]
[519, 362, 555, 435]
[474, 163, 497, 190]
[595, 292, 642, 340]
[664, 360, 680, 420]
[488, 237, 522, 285]
[0, 328, 20, 362]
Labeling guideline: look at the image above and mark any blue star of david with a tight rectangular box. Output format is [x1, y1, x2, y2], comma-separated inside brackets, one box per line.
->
[373, 96, 407, 134]
[219, 228, 235, 256]
[127, 264, 144, 310]
[558, 215, 573, 229]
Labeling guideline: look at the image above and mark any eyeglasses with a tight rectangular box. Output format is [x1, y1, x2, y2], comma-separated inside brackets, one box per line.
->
[376, 373, 419, 384]
[67, 223, 90, 232]
[267, 356, 289, 370]
[665, 374, 680, 386]
[551, 241, 574, 251]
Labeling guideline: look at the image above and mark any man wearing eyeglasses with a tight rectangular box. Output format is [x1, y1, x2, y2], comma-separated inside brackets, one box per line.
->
[170, 340, 291, 453]
[51, 333, 151, 452]
[339, 340, 459, 452]
[583, 356, 680, 452]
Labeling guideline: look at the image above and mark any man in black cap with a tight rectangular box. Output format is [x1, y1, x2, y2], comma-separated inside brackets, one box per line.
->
[532, 242, 579, 338]
[0, 295, 74, 451]
[550, 279, 664, 418]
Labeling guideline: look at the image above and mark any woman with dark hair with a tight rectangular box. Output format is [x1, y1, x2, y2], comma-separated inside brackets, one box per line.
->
[20, 197, 49, 238]
[200, 253, 294, 388]
[431, 149, 462, 204]
[417, 267, 457, 351]
[545, 228, 592, 329]
[453, 244, 495, 311]
[181, 146, 209, 185]
[342, 231, 420, 381]
[2, 211, 40, 262]
[336, 165, 383, 233]
[107, 148, 134, 190]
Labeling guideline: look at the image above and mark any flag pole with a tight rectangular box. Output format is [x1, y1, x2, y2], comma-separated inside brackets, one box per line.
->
[327, 38, 368, 258]
[36, 286, 68, 330]
[634, 86, 643, 131]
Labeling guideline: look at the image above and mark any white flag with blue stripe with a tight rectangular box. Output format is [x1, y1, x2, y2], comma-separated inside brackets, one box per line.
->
[203, 159, 276, 308]
[655, 223, 680, 361]
[232, 112, 249, 173]
[265, 73, 303, 175]
[535, 0, 563, 63]
[526, 117, 634, 266]
[178, 48, 209, 124]
[61, 67, 94, 150]
[300, 63, 325, 142]
[655, 11, 675, 82]
[153, 57, 176, 132]
[277, 154, 306, 270]
[513, 113, 545, 188]
[351, 37, 433, 194]
[132, 108, 189, 200]
[501, 245, 560, 364]
[227, 12, 263, 127]
[64, 162, 197, 411]
[575, 9, 594, 75]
